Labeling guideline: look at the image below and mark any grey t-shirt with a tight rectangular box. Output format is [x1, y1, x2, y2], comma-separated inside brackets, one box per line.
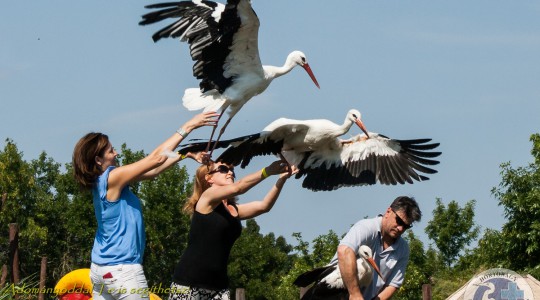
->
[329, 215, 409, 299]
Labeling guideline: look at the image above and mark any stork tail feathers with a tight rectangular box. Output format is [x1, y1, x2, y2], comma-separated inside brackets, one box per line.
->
[182, 88, 226, 112]
[294, 266, 330, 287]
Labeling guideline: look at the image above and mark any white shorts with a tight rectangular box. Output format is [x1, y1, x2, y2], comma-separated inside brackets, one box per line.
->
[90, 262, 149, 300]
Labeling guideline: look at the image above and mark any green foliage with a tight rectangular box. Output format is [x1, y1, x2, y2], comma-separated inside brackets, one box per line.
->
[429, 268, 473, 300]
[266, 230, 339, 299]
[272, 231, 340, 300]
[425, 198, 480, 267]
[0, 139, 38, 241]
[290, 231, 339, 268]
[423, 133, 540, 298]
[393, 231, 430, 300]
[0, 140, 93, 288]
[140, 163, 192, 289]
[3, 133, 540, 300]
[0, 274, 41, 300]
[308, 230, 340, 268]
[228, 219, 294, 300]
[491, 133, 540, 271]
[421, 199, 484, 298]
[457, 228, 508, 272]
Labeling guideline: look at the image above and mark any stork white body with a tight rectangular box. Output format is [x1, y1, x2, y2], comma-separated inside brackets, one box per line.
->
[183, 50, 316, 119]
[320, 246, 377, 290]
[140, 0, 320, 151]
[293, 245, 383, 300]
[260, 109, 368, 154]
[177, 109, 441, 191]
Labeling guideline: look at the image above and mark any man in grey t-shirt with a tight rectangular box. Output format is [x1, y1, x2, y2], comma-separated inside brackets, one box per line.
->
[330, 196, 422, 300]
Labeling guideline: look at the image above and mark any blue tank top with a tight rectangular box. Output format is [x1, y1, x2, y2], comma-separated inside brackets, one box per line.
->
[91, 166, 146, 265]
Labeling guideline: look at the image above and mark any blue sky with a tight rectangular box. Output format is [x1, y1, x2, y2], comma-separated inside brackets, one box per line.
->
[2, 1, 540, 250]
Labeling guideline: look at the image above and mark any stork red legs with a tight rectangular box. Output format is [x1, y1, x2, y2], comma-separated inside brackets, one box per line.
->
[140, 0, 320, 158]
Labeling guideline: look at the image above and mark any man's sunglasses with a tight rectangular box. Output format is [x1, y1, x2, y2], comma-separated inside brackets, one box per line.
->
[208, 165, 235, 178]
[391, 208, 412, 230]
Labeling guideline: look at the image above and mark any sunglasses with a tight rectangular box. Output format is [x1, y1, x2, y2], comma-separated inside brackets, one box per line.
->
[208, 165, 235, 178]
[391, 208, 412, 230]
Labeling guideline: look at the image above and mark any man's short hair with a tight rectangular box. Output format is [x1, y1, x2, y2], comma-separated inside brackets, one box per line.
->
[390, 196, 422, 223]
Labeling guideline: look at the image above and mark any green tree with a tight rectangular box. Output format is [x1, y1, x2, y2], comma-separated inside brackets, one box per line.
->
[491, 133, 540, 276]
[0, 139, 38, 234]
[27, 153, 94, 282]
[228, 219, 294, 300]
[457, 228, 507, 272]
[0, 141, 49, 281]
[273, 230, 340, 300]
[140, 163, 193, 289]
[56, 164, 95, 275]
[394, 231, 431, 300]
[425, 198, 480, 267]
[0, 140, 95, 290]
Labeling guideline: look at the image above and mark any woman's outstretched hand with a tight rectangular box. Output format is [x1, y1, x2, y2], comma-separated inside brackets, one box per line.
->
[184, 111, 220, 131]
[266, 159, 298, 178]
[189, 151, 210, 164]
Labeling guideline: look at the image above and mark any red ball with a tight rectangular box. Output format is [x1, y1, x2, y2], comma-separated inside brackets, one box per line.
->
[59, 293, 91, 300]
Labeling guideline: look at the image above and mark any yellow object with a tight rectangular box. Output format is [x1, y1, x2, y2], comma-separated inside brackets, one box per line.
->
[54, 268, 163, 300]
[54, 268, 92, 296]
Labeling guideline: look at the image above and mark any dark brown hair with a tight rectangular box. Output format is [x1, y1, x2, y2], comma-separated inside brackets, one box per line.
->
[72, 132, 110, 189]
[390, 196, 422, 223]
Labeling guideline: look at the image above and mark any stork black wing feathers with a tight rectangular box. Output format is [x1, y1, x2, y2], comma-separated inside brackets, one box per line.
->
[293, 265, 337, 287]
[300, 286, 349, 300]
[180, 133, 441, 192]
[218, 135, 284, 168]
[177, 133, 259, 157]
[294, 265, 350, 300]
[301, 162, 376, 191]
[300, 138, 441, 191]
[140, 0, 240, 93]
[177, 132, 282, 166]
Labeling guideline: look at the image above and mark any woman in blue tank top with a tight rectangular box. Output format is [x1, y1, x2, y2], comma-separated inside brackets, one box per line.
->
[169, 159, 297, 300]
[72, 111, 218, 300]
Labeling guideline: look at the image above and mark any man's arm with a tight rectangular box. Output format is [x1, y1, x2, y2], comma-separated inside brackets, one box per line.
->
[337, 245, 364, 300]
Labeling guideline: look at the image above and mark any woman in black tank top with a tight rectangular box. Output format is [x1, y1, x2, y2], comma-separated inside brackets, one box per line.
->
[169, 158, 297, 300]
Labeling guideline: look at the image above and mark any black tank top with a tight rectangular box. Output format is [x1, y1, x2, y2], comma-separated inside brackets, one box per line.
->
[173, 202, 242, 289]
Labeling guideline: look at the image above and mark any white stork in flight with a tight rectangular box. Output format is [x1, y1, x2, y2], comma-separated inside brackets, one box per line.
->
[140, 0, 320, 155]
[178, 109, 441, 191]
[294, 245, 383, 300]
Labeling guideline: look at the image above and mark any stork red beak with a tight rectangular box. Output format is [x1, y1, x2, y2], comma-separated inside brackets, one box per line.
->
[355, 119, 370, 138]
[302, 63, 320, 89]
[366, 257, 384, 281]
